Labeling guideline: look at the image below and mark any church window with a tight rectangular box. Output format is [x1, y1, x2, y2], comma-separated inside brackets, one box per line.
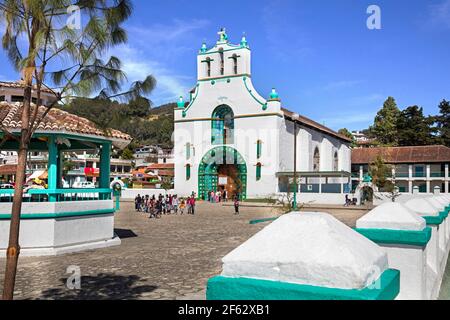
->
[232, 54, 238, 74]
[211, 105, 234, 145]
[186, 143, 191, 160]
[206, 57, 212, 77]
[313, 147, 320, 172]
[333, 151, 339, 171]
[256, 163, 262, 181]
[219, 48, 224, 75]
[257, 140, 262, 159]
[0, 96, 4, 102]
[186, 164, 191, 180]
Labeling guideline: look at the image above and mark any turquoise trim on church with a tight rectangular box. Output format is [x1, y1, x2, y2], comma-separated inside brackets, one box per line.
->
[243, 76, 267, 109]
[181, 84, 200, 117]
[198, 147, 247, 200]
[355, 227, 432, 247]
[423, 211, 448, 226]
[206, 269, 400, 300]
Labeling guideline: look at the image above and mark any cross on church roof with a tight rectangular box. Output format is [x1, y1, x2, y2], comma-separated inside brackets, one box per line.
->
[218, 28, 228, 42]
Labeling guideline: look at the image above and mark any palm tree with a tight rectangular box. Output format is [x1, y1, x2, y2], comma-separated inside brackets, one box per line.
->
[0, 0, 156, 299]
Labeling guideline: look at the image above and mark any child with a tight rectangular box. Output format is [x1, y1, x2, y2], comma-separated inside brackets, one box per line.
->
[234, 197, 240, 215]
[172, 195, 179, 214]
[179, 198, 186, 215]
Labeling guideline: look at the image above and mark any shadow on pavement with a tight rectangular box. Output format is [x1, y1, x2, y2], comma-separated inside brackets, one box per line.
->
[114, 229, 138, 239]
[38, 274, 157, 300]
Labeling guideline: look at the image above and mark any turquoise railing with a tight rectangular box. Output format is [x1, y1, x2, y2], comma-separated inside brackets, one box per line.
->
[0, 188, 112, 203]
[430, 172, 445, 178]
[413, 172, 426, 178]
[395, 172, 409, 178]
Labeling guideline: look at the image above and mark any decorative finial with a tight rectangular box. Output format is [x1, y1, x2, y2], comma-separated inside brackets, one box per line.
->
[200, 42, 207, 53]
[177, 96, 185, 109]
[269, 88, 279, 100]
[240, 32, 248, 47]
[218, 27, 228, 42]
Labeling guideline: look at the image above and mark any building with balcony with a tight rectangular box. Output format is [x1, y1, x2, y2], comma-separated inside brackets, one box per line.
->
[351, 145, 450, 194]
[133, 145, 174, 168]
[0, 80, 58, 106]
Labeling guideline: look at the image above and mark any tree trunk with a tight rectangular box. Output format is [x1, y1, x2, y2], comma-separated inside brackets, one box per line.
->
[2, 85, 32, 300]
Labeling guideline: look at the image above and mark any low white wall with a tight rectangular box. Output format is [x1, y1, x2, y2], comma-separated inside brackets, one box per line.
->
[356, 198, 450, 300]
[0, 200, 118, 257]
[121, 188, 175, 200]
[293, 193, 348, 205]
[0, 200, 113, 215]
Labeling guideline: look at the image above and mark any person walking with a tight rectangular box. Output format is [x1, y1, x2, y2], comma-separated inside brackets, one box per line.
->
[135, 194, 141, 211]
[190, 196, 196, 215]
[173, 195, 179, 214]
[187, 197, 192, 215]
[234, 196, 240, 215]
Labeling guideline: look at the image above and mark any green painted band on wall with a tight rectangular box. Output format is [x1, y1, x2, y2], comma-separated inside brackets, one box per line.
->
[249, 217, 279, 225]
[0, 209, 115, 220]
[423, 211, 447, 226]
[206, 269, 400, 300]
[354, 227, 432, 247]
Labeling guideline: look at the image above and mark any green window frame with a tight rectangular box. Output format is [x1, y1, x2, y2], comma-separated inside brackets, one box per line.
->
[186, 164, 191, 181]
[257, 140, 262, 159]
[211, 105, 234, 145]
[256, 163, 262, 181]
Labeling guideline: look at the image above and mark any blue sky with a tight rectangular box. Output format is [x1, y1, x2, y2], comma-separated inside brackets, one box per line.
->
[1, 0, 449, 131]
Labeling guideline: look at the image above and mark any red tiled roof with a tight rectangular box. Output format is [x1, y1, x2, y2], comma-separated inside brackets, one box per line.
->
[157, 170, 175, 177]
[352, 145, 450, 164]
[0, 102, 132, 144]
[0, 164, 17, 175]
[281, 108, 352, 143]
[146, 163, 174, 170]
[0, 80, 55, 94]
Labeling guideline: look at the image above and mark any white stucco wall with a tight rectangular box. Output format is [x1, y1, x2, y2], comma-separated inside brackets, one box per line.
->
[174, 34, 351, 199]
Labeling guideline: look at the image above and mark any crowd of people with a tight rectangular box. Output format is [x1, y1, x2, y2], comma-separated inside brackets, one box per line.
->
[134, 193, 197, 218]
[134, 190, 241, 217]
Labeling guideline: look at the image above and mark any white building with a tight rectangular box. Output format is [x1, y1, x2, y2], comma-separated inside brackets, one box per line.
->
[174, 29, 352, 201]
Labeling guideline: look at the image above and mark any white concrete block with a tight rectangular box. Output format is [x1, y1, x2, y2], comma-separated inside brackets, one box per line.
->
[221, 212, 388, 290]
[356, 203, 426, 231]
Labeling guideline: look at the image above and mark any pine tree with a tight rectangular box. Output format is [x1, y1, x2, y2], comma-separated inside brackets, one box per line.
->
[435, 100, 450, 147]
[397, 106, 433, 146]
[338, 128, 357, 147]
[369, 97, 400, 146]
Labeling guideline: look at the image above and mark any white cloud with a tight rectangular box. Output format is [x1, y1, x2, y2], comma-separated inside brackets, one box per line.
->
[317, 94, 385, 130]
[429, 0, 450, 29]
[111, 19, 210, 105]
[322, 80, 363, 91]
[115, 44, 192, 104]
[319, 112, 376, 129]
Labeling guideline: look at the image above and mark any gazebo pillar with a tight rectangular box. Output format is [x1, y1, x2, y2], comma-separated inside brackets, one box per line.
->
[99, 142, 111, 189]
[47, 136, 59, 202]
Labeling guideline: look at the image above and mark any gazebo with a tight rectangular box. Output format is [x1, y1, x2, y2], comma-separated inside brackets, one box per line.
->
[0, 102, 132, 256]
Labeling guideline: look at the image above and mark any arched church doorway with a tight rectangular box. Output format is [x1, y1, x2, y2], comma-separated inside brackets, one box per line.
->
[361, 186, 374, 205]
[198, 147, 247, 200]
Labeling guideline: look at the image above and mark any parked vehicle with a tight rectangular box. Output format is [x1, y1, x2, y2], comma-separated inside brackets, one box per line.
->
[72, 181, 96, 189]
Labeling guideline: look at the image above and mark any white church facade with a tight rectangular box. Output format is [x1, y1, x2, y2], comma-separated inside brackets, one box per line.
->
[174, 30, 352, 202]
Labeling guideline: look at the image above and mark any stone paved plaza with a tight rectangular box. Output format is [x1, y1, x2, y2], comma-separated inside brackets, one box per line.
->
[0, 202, 448, 300]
